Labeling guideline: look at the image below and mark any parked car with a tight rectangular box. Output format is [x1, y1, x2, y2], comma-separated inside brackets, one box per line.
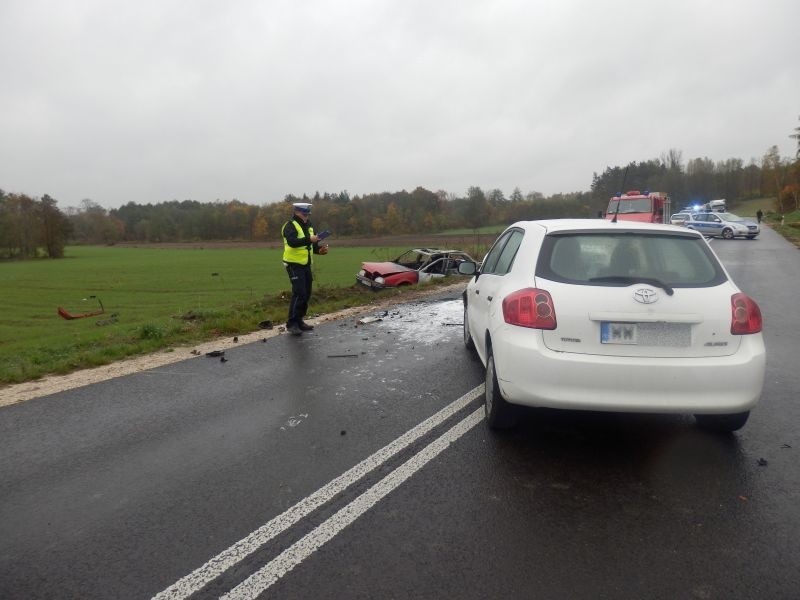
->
[459, 219, 765, 432]
[685, 212, 760, 239]
[669, 212, 692, 226]
[356, 248, 477, 289]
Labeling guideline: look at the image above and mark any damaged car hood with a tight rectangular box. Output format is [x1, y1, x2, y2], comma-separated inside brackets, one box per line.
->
[360, 261, 415, 275]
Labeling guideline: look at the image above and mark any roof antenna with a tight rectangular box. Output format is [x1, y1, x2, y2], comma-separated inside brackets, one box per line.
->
[611, 166, 629, 224]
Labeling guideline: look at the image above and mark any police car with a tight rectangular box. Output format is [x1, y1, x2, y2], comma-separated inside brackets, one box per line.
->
[684, 212, 759, 239]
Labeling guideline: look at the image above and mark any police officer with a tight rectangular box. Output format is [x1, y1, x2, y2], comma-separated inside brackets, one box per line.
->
[282, 202, 328, 335]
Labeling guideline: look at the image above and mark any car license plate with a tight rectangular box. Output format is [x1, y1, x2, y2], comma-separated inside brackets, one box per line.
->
[601, 322, 638, 344]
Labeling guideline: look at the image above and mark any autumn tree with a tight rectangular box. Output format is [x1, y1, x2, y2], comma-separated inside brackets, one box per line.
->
[252, 207, 270, 240]
[1, 193, 38, 257]
[790, 115, 800, 158]
[67, 199, 123, 244]
[779, 160, 800, 212]
[0, 192, 71, 258]
[465, 186, 489, 230]
[762, 145, 790, 212]
[39, 194, 72, 258]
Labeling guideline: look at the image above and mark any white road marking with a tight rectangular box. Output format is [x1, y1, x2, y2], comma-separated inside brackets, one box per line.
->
[286, 414, 309, 428]
[152, 385, 484, 600]
[223, 407, 485, 600]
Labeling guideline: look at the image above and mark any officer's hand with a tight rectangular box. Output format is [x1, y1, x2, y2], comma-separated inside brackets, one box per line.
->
[318, 244, 329, 255]
[309, 234, 319, 243]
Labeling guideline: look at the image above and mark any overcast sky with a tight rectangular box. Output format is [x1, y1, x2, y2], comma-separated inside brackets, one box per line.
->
[1, 0, 797, 209]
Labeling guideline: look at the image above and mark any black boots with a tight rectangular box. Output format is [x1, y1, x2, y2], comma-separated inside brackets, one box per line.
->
[286, 321, 313, 335]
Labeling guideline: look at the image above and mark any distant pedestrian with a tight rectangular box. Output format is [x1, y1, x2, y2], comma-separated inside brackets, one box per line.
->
[281, 202, 328, 336]
[756, 209, 763, 224]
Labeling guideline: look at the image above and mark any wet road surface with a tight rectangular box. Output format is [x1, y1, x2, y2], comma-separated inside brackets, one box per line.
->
[1, 227, 798, 599]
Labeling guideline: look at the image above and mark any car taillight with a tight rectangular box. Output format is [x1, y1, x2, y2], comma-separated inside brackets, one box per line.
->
[730, 293, 762, 334]
[502, 288, 556, 330]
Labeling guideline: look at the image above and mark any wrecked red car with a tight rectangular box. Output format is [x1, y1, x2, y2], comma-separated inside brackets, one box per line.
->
[356, 248, 477, 289]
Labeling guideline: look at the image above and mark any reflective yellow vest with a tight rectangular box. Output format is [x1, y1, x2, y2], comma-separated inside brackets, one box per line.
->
[282, 220, 315, 265]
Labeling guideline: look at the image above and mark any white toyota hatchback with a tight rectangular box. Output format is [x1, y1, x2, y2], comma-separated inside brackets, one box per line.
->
[460, 220, 765, 432]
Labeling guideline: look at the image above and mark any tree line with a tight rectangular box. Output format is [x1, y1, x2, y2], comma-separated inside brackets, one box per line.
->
[2, 139, 799, 258]
[0, 192, 72, 258]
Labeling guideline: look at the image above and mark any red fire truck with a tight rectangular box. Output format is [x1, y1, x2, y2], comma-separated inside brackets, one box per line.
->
[605, 190, 671, 223]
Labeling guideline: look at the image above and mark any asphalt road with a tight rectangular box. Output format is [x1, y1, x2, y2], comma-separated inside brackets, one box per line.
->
[1, 226, 798, 600]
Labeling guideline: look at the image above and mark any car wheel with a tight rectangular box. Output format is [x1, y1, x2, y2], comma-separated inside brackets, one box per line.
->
[485, 351, 518, 430]
[722, 228, 734, 240]
[463, 305, 475, 351]
[694, 411, 750, 432]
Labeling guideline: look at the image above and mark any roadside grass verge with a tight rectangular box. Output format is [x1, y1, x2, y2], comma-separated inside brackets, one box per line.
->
[766, 209, 800, 247]
[0, 245, 471, 385]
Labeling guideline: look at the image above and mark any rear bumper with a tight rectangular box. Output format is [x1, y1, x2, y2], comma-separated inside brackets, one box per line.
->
[492, 327, 766, 414]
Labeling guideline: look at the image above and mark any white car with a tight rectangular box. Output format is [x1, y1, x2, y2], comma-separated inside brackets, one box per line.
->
[669, 212, 692, 226]
[459, 219, 765, 432]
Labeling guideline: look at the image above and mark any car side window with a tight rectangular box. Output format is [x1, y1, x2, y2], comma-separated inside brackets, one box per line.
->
[493, 230, 524, 275]
[481, 230, 515, 274]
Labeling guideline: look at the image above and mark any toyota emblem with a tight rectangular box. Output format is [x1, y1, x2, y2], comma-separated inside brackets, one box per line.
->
[633, 288, 658, 304]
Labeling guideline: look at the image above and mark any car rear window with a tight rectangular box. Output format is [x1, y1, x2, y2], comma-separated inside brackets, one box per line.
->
[536, 232, 727, 287]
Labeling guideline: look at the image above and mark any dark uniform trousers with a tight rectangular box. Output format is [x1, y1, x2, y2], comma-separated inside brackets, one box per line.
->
[286, 262, 312, 326]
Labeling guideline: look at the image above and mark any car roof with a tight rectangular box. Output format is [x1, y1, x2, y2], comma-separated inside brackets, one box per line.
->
[407, 248, 470, 255]
[690, 211, 742, 217]
[507, 219, 703, 237]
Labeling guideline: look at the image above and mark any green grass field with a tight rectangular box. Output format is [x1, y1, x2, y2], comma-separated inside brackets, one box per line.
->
[731, 197, 774, 217]
[0, 245, 434, 384]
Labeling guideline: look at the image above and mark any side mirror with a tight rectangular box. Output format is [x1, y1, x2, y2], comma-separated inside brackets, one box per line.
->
[458, 261, 477, 276]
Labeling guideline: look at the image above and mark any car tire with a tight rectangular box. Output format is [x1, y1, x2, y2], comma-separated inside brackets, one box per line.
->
[485, 351, 518, 430]
[722, 228, 734, 240]
[463, 305, 475, 352]
[694, 411, 750, 432]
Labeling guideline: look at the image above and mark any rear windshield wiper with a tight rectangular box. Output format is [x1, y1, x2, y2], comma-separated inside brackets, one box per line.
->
[589, 276, 674, 296]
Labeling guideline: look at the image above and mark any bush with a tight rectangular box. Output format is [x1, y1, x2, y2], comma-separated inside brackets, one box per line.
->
[138, 323, 164, 340]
